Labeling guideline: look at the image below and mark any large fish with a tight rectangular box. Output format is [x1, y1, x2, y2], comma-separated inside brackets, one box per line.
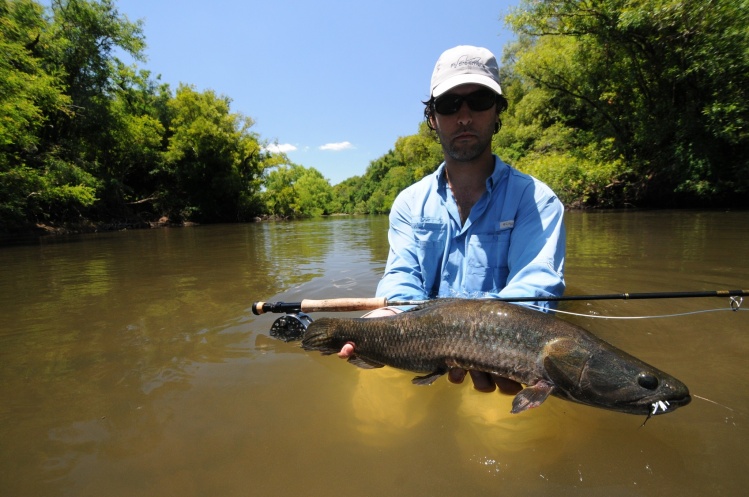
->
[301, 299, 691, 416]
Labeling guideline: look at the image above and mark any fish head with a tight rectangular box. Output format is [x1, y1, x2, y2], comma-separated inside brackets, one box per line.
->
[542, 337, 691, 415]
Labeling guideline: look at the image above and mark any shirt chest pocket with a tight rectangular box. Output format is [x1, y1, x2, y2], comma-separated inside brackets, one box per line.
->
[412, 221, 447, 257]
[466, 231, 511, 291]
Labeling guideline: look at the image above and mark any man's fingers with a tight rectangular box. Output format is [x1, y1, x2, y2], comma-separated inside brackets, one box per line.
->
[468, 370, 497, 393]
[337, 342, 355, 358]
[493, 375, 523, 395]
[448, 368, 467, 384]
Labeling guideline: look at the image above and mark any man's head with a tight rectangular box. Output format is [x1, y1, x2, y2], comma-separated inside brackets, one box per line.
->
[424, 45, 508, 132]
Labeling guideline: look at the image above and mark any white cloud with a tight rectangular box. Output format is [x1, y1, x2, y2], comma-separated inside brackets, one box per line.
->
[263, 143, 297, 154]
[319, 141, 354, 151]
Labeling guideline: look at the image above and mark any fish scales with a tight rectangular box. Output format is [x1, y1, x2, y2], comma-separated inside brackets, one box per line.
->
[301, 298, 691, 416]
[306, 300, 545, 383]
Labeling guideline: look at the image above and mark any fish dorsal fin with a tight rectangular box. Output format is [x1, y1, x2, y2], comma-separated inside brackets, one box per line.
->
[511, 380, 555, 413]
[347, 356, 384, 369]
[411, 369, 446, 385]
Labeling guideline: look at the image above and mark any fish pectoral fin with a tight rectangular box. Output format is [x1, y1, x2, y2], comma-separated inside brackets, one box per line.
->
[511, 380, 555, 414]
[347, 356, 384, 369]
[411, 369, 446, 385]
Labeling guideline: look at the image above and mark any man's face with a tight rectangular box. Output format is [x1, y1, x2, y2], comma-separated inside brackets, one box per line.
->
[430, 84, 497, 163]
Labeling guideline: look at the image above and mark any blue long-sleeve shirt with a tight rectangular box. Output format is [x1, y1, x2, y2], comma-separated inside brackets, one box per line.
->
[375, 156, 566, 310]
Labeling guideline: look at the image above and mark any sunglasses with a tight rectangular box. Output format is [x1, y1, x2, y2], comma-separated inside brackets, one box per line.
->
[433, 89, 497, 115]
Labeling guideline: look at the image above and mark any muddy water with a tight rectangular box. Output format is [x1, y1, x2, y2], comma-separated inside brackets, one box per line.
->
[1, 211, 748, 496]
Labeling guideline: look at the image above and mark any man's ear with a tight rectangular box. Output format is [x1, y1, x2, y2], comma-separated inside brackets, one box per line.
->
[428, 114, 438, 132]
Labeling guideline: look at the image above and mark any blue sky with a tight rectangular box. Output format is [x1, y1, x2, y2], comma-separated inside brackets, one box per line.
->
[115, 0, 520, 185]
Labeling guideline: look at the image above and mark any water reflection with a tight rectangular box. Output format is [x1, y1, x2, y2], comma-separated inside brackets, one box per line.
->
[1, 213, 748, 496]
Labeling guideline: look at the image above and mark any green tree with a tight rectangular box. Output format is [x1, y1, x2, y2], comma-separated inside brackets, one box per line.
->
[1, 0, 154, 229]
[44, 0, 145, 147]
[505, 0, 749, 206]
[357, 151, 401, 214]
[0, 1, 59, 226]
[0, 0, 99, 228]
[161, 85, 265, 222]
[262, 163, 333, 218]
[393, 121, 443, 181]
[331, 175, 365, 214]
[98, 63, 170, 216]
[294, 167, 334, 217]
[0, 0, 69, 152]
[43, 0, 148, 213]
[1, 0, 278, 231]
[262, 164, 302, 218]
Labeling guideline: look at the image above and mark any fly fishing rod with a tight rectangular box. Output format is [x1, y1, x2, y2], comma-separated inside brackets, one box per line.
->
[252, 289, 749, 315]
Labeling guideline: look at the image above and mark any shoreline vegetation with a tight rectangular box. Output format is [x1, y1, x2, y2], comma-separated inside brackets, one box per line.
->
[2, 0, 747, 238]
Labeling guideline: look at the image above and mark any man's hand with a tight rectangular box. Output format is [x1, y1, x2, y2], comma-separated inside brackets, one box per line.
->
[448, 369, 523, 395]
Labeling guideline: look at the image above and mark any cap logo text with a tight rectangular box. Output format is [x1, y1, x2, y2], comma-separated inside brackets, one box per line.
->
[451, 55, 486, 71]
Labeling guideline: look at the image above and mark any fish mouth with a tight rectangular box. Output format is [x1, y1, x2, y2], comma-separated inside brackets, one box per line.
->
[606, 392, 692, 416]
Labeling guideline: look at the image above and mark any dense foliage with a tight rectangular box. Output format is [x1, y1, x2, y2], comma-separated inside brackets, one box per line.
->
[0, 0, 280, 231]
[498, 0, 749, 207]
[1, 0, 747, 233]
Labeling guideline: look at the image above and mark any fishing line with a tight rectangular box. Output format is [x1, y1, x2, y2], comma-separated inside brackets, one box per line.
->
[693, 395, 735, 413]
[531, 306, 748, 320]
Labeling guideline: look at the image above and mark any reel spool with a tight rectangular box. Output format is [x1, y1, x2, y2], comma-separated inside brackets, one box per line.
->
[269, 312, 313, 342]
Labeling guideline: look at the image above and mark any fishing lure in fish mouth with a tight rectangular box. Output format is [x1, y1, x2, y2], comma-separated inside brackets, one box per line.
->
[641, 400, 674, 425]
[652, 400, 671, 414]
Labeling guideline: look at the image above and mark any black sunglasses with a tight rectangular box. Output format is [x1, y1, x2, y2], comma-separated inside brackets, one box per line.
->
[433, 89, 497, 115]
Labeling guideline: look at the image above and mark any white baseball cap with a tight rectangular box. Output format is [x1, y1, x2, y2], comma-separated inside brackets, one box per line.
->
[430, 45, 502, 98]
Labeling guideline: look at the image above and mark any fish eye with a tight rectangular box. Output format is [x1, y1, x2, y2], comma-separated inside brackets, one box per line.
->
[638, 372, 659, 390]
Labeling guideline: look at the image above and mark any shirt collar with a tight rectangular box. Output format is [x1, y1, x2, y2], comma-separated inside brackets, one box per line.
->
[434, 162, 448, 198]
[486, 156, 508, 192]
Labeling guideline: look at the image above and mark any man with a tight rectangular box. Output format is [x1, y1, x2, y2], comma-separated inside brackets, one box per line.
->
[340, 45, 566, 394]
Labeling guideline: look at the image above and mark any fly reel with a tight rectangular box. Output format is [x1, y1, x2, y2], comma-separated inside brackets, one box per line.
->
[269, 312, 313, 342]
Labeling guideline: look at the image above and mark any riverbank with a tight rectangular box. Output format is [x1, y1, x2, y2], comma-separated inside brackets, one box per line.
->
[0, 217, 202, 245]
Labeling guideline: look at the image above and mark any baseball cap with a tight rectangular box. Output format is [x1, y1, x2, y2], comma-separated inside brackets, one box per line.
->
[430, 45, 502, 98]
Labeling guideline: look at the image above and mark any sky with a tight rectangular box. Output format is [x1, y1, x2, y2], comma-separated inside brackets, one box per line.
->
[114, 0, 520, 185]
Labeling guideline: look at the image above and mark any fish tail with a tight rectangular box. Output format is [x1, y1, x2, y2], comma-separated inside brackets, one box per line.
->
[301, 319, 340, 355]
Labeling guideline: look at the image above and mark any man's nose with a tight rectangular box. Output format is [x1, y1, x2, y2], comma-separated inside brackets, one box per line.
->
[455, 101, 472, 125]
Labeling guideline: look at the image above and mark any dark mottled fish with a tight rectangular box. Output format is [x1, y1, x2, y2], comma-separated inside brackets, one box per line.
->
[301, 299, 691, 416]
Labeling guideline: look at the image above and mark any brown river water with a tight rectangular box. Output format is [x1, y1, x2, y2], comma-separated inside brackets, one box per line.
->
[1, 211, 748, 496]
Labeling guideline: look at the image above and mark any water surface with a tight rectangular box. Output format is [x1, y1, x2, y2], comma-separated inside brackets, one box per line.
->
[1, 212, 748, 496]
